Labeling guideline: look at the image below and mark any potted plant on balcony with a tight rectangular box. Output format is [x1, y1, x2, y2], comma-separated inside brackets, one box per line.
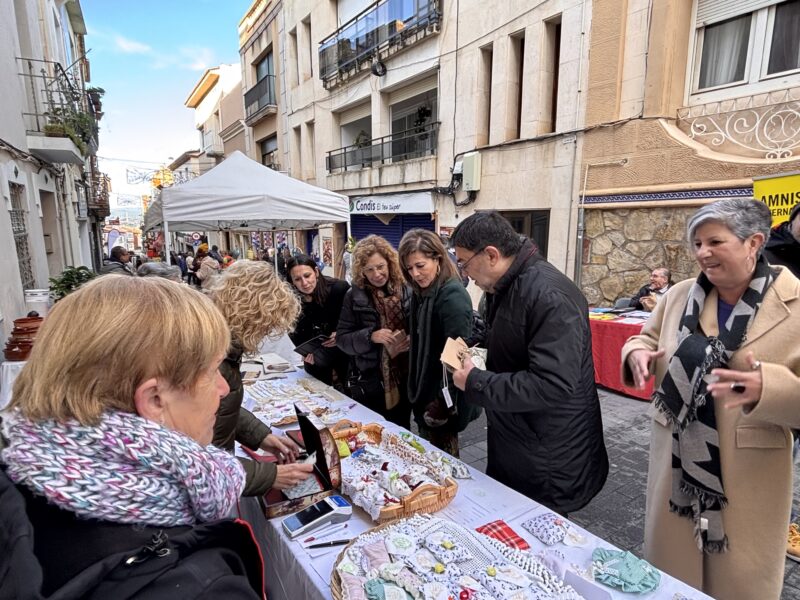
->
[353, 130, 372, 167]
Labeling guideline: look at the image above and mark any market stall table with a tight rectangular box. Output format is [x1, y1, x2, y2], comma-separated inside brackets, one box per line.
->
[589, 316, 654, 401]
[238, 367, 710, 600]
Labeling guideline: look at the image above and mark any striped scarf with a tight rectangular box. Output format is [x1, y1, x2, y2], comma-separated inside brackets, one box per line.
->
[371, 284, 408, 410]
[653, 255, 776, 553]
[2, 409, 245, 527]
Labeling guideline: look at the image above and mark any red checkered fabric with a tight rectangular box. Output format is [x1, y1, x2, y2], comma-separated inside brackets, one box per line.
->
[475, 520, 530, 551]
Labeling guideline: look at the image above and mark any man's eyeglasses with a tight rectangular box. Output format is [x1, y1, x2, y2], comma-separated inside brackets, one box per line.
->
[456, 248, 485, 271]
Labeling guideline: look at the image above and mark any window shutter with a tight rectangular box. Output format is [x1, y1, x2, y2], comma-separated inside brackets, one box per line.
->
[388, 75, 438, 105]
[339, 101, 371, 125]
[696, 0, 782, 26]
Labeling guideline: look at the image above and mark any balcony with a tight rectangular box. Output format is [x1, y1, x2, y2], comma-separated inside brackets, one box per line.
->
[327, 121, 439, 171]
[18, 57, 97, 165]
[90, 172, 111, 218]
[676, 86, 800, 159]
[244, 75, 277, 126]
[319, 0, 441, 90]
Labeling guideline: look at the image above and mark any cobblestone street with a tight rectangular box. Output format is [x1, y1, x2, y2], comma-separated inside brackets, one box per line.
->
[457, 389, 800, 599]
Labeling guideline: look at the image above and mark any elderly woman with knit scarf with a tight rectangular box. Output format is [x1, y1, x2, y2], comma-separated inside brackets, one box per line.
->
[0, 276, 263, 598]
[206, 260, 313, 496]
[337, 235, 412, 428]
[622, 199, 800, 600]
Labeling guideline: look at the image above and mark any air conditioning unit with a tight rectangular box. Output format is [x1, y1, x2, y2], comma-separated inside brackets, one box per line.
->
[462, 151, 481, 191]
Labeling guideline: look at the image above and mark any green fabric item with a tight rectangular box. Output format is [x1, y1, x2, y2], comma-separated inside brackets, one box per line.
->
[364, 578, 412, 600]
[592, 548, 661, 594]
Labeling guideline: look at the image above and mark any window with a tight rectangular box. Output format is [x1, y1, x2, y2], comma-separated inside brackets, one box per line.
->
[256, 51, 274, 81]
[289, 28, 299, 86]
[540, 16, 562, 134]
[260, 135, 278, 169]
[767, 0, 800, 74]
[692, 0, 800, 100]
[10, 183, 35, 290]
[500, 210, 550, 259]
[506, 31, 525, 141]
[477, 44, 493, 146]
[303, 17, 313, 79]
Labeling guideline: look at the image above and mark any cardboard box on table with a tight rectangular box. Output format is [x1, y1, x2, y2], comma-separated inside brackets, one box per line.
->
[260, 405, 341, 519]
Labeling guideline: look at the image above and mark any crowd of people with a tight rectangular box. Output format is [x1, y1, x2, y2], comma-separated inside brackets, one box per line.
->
[1, 202, 798, 599]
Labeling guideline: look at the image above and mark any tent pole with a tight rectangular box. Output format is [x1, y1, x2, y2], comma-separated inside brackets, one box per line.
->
[163, 220, 171, 265]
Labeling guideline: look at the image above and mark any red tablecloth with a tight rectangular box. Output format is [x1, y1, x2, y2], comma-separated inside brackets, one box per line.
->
[589, 318, 654, 401]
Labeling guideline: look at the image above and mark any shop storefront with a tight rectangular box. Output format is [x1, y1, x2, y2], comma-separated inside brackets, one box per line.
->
[349, 191, 435, 247]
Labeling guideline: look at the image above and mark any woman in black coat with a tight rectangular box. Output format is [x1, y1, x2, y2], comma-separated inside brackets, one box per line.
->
[337, 235, 412, 428]
[398, 229, 474, 456]
[286, 254, 350, 386]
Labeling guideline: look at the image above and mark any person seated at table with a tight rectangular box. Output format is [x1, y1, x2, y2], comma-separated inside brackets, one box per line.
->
[622, 198, 800, 599]
[337, 235, 412, 428]
[0, 276, 264, 598]
[629, 267, 671, 311]
[285, 254, 350, 388]
[207, 260, 314, 496]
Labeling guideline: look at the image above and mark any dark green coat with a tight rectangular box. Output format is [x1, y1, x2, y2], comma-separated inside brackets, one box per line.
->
[408, 277, 478, 432]
[213, 343, 276, 496]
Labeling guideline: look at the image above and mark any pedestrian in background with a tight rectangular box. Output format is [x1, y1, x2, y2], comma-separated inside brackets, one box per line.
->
[623, 198, 800, 599]
[399, 229, 475, 456]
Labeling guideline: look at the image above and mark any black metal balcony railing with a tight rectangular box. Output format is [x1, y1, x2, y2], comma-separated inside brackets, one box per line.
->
[319, 0, 440, 83]
[18, 57, 98, 156]
[244, 75, 277, 120]
[327, 121, 439, 172]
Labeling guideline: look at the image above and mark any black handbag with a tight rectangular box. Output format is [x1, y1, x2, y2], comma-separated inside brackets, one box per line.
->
[347, 367, 384, 405]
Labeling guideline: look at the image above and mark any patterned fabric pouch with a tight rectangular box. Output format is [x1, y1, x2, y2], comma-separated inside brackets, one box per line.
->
[475, 519, 531, 551]
[521, 513, 567, 546]
[591, 548, 661, 594]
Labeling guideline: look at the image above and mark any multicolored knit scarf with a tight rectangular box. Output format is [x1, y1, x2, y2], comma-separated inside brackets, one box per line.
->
[371, 284, 408, 411]
[2, 410, 245, 527]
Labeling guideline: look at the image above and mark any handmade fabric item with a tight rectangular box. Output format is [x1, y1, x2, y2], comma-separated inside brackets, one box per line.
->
[591, 548, 661, 594]
[652, 255, 776, 553]
[1, 409, 245, 526]
[365, 578, 413, 600]
[362, 538, 392, 573]
[476, 519, 531, 551]
[341, 572, 369, 600]
[521, 513, 567, 546]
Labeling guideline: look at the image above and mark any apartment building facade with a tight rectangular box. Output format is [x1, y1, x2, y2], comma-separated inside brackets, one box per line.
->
[579, 0, 800, 305]
[0, 0, 107, 343]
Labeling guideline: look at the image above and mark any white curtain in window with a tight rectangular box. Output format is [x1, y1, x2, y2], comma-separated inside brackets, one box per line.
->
[698, 14, 751, 88]
[768, 0, 800, 74]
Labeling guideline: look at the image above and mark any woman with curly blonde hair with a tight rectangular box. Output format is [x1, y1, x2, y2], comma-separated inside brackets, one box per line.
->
[206, 260, 313, 496]
[337, 236, 412, 427]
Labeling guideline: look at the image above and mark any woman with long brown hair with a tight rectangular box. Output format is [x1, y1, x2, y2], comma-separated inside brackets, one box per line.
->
[337, 235, 412, 428]
[398, 229, 474, 456]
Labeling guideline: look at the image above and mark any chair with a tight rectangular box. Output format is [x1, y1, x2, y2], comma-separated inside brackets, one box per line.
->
[613, 297, 632, 309]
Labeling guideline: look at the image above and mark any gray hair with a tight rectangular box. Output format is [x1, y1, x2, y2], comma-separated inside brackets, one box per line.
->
[137, 262, 182, 282]
[686, 198, 771, 252]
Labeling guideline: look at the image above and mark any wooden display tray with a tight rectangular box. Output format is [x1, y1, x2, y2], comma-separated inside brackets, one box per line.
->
[331, 419, 458, 524]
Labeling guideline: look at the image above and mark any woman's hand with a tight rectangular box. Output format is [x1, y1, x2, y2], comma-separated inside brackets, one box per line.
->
[304, 353, 315, 365]
[260, 433, 300, 464]
[371, 328, 396, 345]
[707, 351, 762, 411]
[321, 332, 337, 348]
[272, 463, 314, 490]
[627, 348, 665, 389]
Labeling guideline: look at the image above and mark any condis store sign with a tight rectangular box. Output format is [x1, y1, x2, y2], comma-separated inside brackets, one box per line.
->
[753, 171, 800, 226]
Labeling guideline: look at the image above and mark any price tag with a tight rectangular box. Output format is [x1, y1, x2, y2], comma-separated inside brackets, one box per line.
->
[442, 386, 454, 409]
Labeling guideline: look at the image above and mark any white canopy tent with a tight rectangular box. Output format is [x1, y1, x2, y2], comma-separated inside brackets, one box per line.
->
[143, 150, 349, 259]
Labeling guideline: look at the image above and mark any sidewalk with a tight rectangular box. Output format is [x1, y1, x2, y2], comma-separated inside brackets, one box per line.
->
[456, 388, 800, 599]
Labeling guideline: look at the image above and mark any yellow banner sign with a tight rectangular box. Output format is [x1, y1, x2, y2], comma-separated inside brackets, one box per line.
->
[753, 172, 800, 226]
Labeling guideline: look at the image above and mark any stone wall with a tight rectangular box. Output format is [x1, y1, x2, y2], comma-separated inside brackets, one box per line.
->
[581, 206, 700, 306]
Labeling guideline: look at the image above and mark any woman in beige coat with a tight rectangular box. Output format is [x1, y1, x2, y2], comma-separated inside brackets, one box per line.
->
[622, 198, 800, 600]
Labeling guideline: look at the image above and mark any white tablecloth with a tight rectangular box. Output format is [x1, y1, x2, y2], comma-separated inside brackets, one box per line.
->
[0, 360, 26, 410]
[239, 368, 711, 600]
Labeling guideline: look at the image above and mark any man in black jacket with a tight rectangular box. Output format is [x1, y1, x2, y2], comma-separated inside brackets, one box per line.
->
[763, 202, 800, 278]
[451, 212, 608, 515]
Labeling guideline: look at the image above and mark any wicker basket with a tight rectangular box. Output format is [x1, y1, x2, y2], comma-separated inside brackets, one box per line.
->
[330, 520, 396, 600]
[330, 419, 458, 524]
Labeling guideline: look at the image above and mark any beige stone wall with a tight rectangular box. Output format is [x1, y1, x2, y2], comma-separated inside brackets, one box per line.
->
[581, 205, 699, 306]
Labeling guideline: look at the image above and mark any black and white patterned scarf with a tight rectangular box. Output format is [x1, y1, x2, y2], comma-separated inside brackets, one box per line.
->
[653, 254, 776, 553]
